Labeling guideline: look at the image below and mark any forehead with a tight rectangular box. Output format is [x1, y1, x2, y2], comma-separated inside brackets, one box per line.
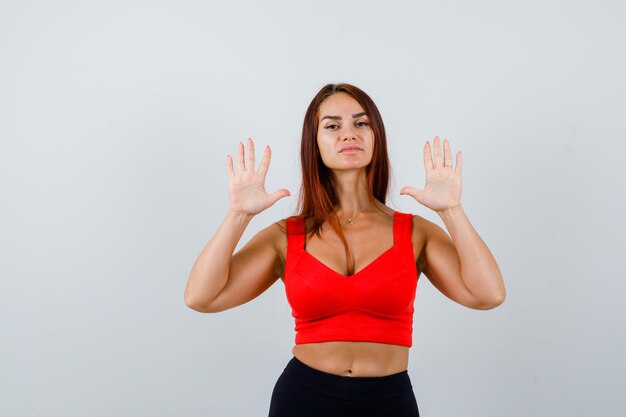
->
[318, 93, 365, 116]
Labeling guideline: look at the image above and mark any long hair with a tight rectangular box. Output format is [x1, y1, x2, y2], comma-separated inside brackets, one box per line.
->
[289, 82, 392, 276]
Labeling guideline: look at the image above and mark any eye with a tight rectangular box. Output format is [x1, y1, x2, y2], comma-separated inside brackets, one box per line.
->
[324, 124, 339, 129]
[356, 121, 369, 127]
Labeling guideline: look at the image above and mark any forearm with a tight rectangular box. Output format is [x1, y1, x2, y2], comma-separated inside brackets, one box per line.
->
[437, 205, 506, 306]
[184, 210, 254, 308]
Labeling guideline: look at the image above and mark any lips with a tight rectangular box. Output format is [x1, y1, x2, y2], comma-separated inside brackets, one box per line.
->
[339, 145, 363, 153]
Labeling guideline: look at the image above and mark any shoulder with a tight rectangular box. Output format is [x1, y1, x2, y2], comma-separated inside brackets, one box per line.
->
[243, 218, 287, 255]
[409, 213, 449, 245]
[408, 212, 439, 233]
[267, 217, 288, 241]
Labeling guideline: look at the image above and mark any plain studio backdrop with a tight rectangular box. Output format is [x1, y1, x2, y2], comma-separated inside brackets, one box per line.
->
[1, 0, 624, 416]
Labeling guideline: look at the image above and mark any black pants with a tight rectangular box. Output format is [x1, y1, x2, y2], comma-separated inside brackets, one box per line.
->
[268, 356, 420, 417]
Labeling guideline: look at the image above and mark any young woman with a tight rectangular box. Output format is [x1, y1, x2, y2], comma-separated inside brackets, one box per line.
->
[184, 83, 506, 417]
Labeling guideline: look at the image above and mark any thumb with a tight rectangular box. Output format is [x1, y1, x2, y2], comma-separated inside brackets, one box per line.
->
[399, 186, 424, 202]
[267, 189, 291, 207]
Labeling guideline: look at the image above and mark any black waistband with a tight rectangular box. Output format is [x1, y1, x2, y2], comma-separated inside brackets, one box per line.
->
[281, 356, 413, 401]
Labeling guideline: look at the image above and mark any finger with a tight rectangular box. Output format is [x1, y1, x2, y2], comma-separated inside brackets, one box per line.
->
[267, 189, 291, 207]
[443, 138, 452, 168]
[237, 141, 245, 173]
[226, 154, 235, 179]
[455, 150, 462, 176]
[247, 137, 255, 172]
[257, 145, 271, 178]
[423, 140, 433, 174]
[433, 135, 443, 168]
[400, 185, 424, 202]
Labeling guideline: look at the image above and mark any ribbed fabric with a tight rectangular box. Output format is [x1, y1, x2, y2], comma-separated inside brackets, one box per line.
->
[283, 211, 420, 347]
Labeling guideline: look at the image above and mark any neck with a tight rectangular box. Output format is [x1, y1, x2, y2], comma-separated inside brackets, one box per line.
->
[331, 169, 373, 218]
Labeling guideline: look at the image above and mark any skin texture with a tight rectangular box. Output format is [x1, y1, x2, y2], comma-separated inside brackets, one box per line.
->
[185, 91, 506, 378]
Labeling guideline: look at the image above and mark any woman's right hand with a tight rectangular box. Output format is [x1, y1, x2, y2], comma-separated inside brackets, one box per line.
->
[226, 137, 290, 216]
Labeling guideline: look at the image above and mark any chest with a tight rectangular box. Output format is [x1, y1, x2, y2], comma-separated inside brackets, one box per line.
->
[278, 225, 424, 279]
[283, 239, 420, 320]
[305, 228, 399, 276]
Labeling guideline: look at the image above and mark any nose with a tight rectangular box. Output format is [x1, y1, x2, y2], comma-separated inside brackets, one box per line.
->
[340, 124, 357, 141]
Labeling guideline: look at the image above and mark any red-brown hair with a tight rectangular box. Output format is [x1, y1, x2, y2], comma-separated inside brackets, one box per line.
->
[289, 82, 392, 276]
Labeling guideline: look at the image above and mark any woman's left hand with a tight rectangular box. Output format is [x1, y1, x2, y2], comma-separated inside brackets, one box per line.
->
[400, 135, 463, 213]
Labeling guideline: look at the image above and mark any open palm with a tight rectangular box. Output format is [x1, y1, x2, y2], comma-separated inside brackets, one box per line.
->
[227, 138, 290, 215]
[400, 135, 463, 213]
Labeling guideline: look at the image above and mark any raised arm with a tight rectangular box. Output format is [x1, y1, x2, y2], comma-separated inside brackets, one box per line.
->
[184, 138, 290, 312]
[401, 135, 505, 309]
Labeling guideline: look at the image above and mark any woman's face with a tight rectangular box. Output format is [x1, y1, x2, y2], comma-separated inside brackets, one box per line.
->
[316, 92, 374, 171]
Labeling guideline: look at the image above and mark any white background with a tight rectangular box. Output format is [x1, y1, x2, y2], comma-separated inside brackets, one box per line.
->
[1, 0, 624, 416]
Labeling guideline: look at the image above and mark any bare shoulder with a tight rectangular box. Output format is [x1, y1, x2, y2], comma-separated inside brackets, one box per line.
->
[253, 217, 287, 244]
[410, 213, 437, 233]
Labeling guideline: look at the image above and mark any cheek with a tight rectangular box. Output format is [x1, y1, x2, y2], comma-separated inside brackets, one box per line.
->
[316, 136, 332, 161]
[367, 135, 375, 155]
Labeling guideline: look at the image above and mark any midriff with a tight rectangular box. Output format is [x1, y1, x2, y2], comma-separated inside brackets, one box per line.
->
[292, 341, 409, 377]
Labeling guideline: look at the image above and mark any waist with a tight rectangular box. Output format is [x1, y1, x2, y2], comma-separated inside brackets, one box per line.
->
[281, 355, 413, 401]
[292, 340, 409, 377]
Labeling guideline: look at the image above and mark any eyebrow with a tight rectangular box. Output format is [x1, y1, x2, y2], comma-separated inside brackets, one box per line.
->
[320, 111, 368, 121]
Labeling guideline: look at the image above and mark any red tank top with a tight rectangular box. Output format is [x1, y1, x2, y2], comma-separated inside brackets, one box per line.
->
[283, 211, 420, 347]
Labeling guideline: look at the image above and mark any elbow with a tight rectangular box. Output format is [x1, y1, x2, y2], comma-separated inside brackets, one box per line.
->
[469, 289, 506, 310]
[480, 292, 506, 310]
[495, 288, 507, 307]
[184, 293, 214, 313]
